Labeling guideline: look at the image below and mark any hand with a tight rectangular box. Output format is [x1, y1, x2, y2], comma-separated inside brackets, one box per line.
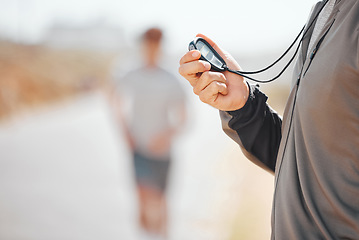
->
[147, 130, 173, 156]
[179, 34, 249, 111]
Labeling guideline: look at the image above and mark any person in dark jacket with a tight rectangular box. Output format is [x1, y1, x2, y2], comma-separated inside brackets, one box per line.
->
[178, 0, 359, 239]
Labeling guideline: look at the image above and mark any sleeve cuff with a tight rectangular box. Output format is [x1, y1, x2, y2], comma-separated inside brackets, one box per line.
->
[226, 84, 267, 118]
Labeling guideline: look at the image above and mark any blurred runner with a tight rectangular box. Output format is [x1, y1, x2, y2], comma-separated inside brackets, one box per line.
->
[112, 27, 187, 239]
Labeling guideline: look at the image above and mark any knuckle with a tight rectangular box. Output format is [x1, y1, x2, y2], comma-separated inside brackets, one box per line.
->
[179, 55, 186, 65]
[188, 79, 196, 87]
[201, 61, 210, 71]
[193, 86, 199, 95]
[198, 93, 207, 103]
[208, 82, 218, 92]
[201, 71, 210, 82]
[179, 51, 191, 65]
[178, 66, 185, 77]
[219, 73, 226, 83]
[216, 81, 225, 90]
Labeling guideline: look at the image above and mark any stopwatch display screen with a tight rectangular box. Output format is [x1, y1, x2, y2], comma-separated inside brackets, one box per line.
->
[196, 40, 223, 70]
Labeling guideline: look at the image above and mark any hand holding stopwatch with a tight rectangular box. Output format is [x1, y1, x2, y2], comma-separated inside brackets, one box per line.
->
[187, 0, 330, 84]
[188, 36, 294, 83]
[188, 38, 227, 72]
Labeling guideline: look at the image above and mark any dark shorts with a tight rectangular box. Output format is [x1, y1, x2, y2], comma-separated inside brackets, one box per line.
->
[133, 152, 171, 193]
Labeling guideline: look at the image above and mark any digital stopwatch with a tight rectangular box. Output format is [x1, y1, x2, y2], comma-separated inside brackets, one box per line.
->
[188, 37, 227, 72]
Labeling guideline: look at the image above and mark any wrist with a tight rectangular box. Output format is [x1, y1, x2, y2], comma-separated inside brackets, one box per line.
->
[224, 81, 250, 112]
[226, 84, 268, 117]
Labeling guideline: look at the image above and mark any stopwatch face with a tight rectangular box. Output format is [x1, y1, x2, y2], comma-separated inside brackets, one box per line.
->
[195, 40, 224, 70]
[189, 38, 227, 71]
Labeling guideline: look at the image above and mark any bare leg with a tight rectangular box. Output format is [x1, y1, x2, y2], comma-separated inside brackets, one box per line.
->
[137, 184, 168, 238]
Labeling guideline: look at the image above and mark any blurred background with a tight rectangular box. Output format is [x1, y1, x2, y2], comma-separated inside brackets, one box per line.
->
[0, 0, 317, 239]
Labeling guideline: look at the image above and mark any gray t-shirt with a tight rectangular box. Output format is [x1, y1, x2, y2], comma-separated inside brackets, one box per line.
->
[307, 0, 335, 57]
[115, 66, 186, 158]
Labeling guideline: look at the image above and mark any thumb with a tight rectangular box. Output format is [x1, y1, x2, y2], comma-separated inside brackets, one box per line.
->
[196, 33, 226, 58]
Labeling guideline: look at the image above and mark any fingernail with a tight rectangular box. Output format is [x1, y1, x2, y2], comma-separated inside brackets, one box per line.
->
[192, 51, 200, 58]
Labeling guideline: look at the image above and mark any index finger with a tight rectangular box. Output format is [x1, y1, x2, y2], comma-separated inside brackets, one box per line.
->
[179, 50, 201, 65]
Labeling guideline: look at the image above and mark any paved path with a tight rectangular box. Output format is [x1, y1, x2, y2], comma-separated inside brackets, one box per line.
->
[0, 91, 273, 240]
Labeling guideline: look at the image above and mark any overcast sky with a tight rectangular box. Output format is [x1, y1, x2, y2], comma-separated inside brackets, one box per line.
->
[0, 0, 318, 54]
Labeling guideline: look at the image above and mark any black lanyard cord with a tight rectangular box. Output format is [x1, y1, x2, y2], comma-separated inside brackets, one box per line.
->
[228, 0, 330, 83]
[235, 25, 305, 75]
[226, 37, 302, 83]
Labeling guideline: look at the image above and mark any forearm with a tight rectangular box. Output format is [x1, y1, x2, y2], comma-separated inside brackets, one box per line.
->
[220, 84, 282, 173]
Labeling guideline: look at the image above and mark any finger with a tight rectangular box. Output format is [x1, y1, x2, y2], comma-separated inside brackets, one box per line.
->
[178, 61, 211, 86]
[198, 81, 228, 104]
[179, 50, 201, 65]
[196, 33, 227, 58]
[193, 71, 226, 95]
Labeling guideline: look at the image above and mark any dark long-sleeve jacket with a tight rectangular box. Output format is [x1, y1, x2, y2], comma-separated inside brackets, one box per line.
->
[220, 0, 359, 239]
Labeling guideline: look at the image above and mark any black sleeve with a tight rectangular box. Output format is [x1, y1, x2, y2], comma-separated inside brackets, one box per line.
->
[220, 84, 282, 173]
